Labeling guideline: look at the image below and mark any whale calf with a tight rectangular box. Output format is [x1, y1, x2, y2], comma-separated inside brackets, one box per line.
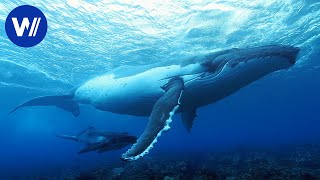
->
[56, 127, 137, 153]
[10, 45, 300, 160]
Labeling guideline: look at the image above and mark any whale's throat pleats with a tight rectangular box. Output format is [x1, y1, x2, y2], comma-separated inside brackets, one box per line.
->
[122, 77, 184, 161]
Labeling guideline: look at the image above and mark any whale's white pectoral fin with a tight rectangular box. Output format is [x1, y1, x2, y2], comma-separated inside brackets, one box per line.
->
[121, 77, 184, 161]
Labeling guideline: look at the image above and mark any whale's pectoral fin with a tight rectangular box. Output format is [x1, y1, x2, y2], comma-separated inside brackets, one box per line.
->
[122, 77, 184, 161]
[56, 134, 78, 142]
[181, 109, 197, 133]
[9, 95, 80, 117]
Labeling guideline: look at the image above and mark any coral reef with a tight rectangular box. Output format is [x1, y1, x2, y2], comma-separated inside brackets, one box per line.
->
[23, 144, 320, 180]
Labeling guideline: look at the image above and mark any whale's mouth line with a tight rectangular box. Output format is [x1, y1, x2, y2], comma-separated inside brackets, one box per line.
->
[200, 51, 299, 82]
[187, 53, 296, 91]
[159, 52, 291, 84]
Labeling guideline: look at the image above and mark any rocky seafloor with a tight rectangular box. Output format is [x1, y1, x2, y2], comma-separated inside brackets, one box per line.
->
[28, 144, 320, 180]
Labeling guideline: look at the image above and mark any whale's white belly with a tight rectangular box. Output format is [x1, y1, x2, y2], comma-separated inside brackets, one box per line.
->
[74, 63, 204, 115]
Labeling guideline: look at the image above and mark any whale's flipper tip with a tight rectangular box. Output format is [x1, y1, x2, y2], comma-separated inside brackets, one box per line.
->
[122, 77, 184, 161]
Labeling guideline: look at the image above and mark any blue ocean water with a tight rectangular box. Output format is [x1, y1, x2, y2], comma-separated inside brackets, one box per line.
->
[0, 0, 320, 179]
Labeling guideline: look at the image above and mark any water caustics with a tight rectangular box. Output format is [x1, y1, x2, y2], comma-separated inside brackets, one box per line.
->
[0, 0, 319, 93]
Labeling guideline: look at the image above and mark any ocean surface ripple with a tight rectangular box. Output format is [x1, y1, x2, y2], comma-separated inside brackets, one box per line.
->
[0, 0, 319, 93]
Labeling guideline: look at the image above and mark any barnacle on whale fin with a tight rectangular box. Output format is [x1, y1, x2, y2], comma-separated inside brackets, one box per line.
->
[122, 78, 184, 161]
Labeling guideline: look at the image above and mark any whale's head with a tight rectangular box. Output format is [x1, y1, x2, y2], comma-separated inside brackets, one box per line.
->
[182, 45, 300, 108]
[200, 45, 300, 82]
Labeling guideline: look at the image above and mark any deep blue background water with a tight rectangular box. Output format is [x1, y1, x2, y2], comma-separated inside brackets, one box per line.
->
[0, 0, 320, 178]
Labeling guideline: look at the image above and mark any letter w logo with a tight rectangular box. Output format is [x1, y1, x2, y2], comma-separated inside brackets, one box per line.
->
[11, 17, 41, 37]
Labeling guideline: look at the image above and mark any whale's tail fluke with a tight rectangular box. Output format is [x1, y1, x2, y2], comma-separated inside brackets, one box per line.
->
[9, 95, 80, 117]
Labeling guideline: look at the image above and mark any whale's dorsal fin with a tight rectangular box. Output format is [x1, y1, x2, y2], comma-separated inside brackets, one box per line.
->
[77, 127, 95, 137]
[122, 77, 184, 161]
[181, 109, 197, 133]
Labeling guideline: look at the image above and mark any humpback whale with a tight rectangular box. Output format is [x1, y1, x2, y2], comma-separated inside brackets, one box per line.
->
[56, 127, 137, 153]
[10, 45, 300, 161]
